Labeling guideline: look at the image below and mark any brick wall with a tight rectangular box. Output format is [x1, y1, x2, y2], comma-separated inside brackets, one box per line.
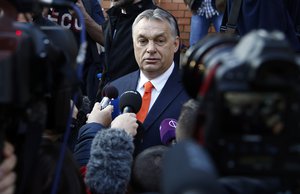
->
[155, 0, 192, 47]
[101, 0, 192, 47]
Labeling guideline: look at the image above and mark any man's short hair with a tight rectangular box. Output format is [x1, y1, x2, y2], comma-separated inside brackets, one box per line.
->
[132, 8, 178, 39]
[131, 145, 169, 193]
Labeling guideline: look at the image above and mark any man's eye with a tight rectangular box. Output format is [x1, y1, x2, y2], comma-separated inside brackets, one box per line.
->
[138, 39, 148, 45]
[156, 38, 166, 45]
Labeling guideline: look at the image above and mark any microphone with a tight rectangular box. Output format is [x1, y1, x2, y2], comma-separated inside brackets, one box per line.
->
[110, 97, 120, 120]
[160, 118, 177, 145]
[119, 90, 143, 156]
[99, 85, 119, 110]
[162, 140, 223, 194]
[85, 128, 134, 194]
[119, 90, 142, 113]
[76, 95, 91, 127]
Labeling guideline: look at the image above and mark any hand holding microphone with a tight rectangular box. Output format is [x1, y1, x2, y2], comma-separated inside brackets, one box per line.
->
[85, 90, 142, 194]
[111, 113, 138, 136]
[86, 102, 113, 127]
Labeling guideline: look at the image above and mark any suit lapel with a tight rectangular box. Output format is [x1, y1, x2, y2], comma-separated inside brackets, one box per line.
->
[127, 71, 139, 91]
[142, 67, 183, 131]
[116, 70, 139, 95]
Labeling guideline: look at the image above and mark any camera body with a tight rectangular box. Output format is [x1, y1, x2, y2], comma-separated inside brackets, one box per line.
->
[0, 0, 79, 114]
[0, 0, 80, 193]
[182, 30, 300, 192]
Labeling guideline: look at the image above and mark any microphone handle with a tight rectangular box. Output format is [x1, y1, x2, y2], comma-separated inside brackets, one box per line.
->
[100, 97, 110, 110]
[122, 106, 133, 113]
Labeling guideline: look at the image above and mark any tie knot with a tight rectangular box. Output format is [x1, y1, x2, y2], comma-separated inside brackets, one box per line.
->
[144, 81, 153, 93]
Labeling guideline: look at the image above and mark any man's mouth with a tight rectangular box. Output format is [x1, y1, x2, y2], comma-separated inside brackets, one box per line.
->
[144, 58, 159, 63]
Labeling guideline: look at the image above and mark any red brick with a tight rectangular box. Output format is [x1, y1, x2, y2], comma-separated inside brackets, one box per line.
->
[178, 18, 190, 25]
[185, 11, 192, 17]
[171, 10, 185, 18]
[178, 3, 189, 10]
[178, 25, 184, 32]
[184, 25, 191, 33]
[159, 3, 178, 10]
[173, 0, 184, 3]
[181, 39, 190, 47]
[159, 0, 172, 2]
[180, 32, 190, 40]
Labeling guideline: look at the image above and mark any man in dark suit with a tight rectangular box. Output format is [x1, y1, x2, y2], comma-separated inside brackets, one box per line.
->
[97, 0, 181, 98]
[109, 8, 190, 154]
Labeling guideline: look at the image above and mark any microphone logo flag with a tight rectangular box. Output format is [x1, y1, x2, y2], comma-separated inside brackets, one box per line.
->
[160, 118, 177, 145]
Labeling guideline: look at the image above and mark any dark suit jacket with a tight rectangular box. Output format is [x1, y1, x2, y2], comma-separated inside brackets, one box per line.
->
[109, 66, 190, 154]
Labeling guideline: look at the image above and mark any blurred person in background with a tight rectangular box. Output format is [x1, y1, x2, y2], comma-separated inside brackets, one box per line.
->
[184, 0, 225, 46]
[222, 0, 300, 52]
[48, 0, 106, 106]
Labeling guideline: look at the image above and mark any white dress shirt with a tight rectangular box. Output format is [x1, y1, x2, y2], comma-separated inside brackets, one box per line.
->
[137, 63, 175, 113]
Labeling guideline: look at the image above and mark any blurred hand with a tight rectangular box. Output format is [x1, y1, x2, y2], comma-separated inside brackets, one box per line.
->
[17, 13, 33, 22]
[111, 113, 138, 136]
[0, 142, 17, 194]
[76, 0, 87, 15]
[86, 103, 113, 127]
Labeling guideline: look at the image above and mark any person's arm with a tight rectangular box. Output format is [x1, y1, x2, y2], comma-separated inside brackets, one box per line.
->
[0, 142, 17, 194]
[76, 0, 105, 45]
[73, 103, 113, 167]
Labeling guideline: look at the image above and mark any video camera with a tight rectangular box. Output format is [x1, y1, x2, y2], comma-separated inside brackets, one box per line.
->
[0, 0, 80, 141]
[0, 0, 82, 193]
[182, 30, 300, 192]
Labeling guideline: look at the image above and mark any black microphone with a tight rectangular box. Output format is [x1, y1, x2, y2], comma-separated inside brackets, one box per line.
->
[75, 95, 91, 128]
[160, 118, 177, 146]
[162, 140, 223, 194]
[119, 90, 142, 113]
[99, 85, 119, 110]
[119, 90, 143, 155]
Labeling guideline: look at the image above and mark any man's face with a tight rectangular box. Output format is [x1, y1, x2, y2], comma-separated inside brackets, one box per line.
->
[132, 18, 179, 79]
[111, 0, 135, 8]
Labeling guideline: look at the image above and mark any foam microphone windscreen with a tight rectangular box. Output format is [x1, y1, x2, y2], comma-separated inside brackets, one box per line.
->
[162, 140, 222, 194]
[85, 128, 134, 194]
[102, 85, 119, 99]
[160, 118, 177, 145]
[119, 90, 142, 113]
[100, 85, 119, 110]
[80, 95, 91, 114]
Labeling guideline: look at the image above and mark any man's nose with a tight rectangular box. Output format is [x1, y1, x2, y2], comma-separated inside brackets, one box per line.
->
[146, 41, 157, 54]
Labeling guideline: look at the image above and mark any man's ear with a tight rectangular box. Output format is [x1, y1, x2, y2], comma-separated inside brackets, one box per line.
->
[174, 36, 180, 53]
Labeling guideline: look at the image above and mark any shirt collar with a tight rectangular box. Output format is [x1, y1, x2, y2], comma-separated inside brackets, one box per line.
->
[138, 62, 174, 92]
